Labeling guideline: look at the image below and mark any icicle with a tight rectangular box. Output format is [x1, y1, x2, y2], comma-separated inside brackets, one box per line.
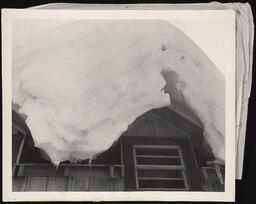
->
[54, 161, 60, 169]
[88, 157, 93, 168]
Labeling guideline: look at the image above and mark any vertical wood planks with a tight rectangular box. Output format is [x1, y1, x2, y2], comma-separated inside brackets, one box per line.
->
[109, 166, 114, 178]
[67, 177, 75, 191]
[13, 166, 125, 191]
[24, 177, 48, 191]
[12, 177, 25, 191]
[113, 178, 125, 191]
[47, 177, 67, 191]
[135, 118, 155, 137]
[89, 177, 110, 191]
[74, 178, 89, 191]
[13, 176, 125, 191]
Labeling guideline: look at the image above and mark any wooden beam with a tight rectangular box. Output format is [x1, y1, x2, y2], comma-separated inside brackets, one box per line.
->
[12, 123, 27, 136]
[214, 164, 224, 185]
[12, 134, 27, 176]
[136, 165, 183, 170]
[17, 166, 25, 177]
[109, 166, 114, 178]
[136, 155, 180, 158]
[120, 136, 125, 178]
[13, 163, 124, 167]
[138, 177, 184, 180]
[64, 166, 70, 177]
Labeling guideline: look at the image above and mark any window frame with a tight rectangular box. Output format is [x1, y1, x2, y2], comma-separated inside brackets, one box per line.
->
[132, 144, 189, 190]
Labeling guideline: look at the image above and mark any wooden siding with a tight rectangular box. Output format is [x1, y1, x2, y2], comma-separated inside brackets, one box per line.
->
[13, 166, 124, 191]
[13, 176, 124, 191]
[122, 107, 214, 166]
[122, 110, 190, 139]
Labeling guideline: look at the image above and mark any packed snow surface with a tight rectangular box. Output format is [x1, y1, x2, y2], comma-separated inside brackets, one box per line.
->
[12, 20, 225, 164]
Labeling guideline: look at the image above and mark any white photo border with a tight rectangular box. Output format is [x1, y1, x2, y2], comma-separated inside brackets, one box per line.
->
[2, 9, 235, 202]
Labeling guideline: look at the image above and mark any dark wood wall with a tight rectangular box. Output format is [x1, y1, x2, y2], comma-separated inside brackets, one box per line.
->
[122, 107, 214, 166]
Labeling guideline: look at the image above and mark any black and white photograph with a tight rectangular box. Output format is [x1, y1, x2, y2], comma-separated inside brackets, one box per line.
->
[3, 8, 237, 202]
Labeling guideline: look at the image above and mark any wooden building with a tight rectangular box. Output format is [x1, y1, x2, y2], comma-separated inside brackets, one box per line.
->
[12, 107, 225, 192]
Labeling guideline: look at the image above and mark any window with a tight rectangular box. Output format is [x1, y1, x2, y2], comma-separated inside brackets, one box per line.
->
[133, 145, 189, 190]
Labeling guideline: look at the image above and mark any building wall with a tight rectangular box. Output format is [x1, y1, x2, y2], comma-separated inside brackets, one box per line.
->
[13, 166, 124, 191]
[12, 107, 220, 191]
[122, 107, 214, 166]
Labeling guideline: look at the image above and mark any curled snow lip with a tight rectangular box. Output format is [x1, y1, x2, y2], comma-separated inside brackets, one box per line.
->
[12, 20, 225, 164]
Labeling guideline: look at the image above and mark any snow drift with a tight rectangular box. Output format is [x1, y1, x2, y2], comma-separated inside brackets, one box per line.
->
[12, 20, 225, 164]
